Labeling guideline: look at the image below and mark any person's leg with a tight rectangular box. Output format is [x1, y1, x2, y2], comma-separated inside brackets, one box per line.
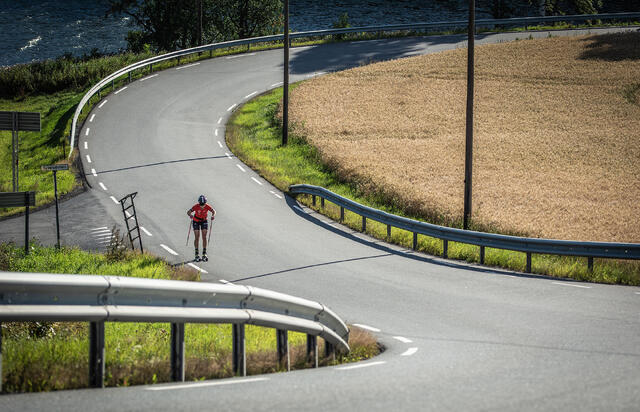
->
[201, 229, 208, 250]
[194, 229, 200, 257]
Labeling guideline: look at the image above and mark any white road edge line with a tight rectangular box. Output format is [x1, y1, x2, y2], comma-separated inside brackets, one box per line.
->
[160, 244, 179, 256]
[236, 164, 246, 172]
[269, 191, 283, 199]
[99, 182, 108, 191]
[147, 377, 268, 391]
[219, 279, 231, 284]
[176, 62, 200, 70]
[400, 347, 419, 357]
[244, 91, 258, 99]
[336, 361, 386, 371]
[227, 104, 237, 112]
[86, 155, 92, 163]
[110, 196, 119, 204]
[218, 117, 223, 124]
[91, 227, 109, 231]
[393, 336, 413, 344]
[215, 129, 218, 136]
[85, 128, 90, 136]
[140, 227, 152, 237]
[114, 86, 128, 95]
[188, 263, 208, 274]
[251, 177, 263, 186]
[352, 323, 381, 332]
[89, 114, 95, 122]
[552, 282, 592, 289]
[98, 100, 108, 108]
[225, 53, 256, 60]
[84, 142, 88, 149]
[217, 141, 223, 148]
[271, 82, 283, 88]
[91, 168, 97, 176]
[225, 152, 232, 159]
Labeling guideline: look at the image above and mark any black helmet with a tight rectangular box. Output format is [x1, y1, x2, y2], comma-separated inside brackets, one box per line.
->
[198, 194, 206, 205]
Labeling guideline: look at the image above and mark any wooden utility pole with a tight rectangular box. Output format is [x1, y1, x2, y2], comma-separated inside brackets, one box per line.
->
[463, 0, 475, 230]
[283, 0, 289, 146]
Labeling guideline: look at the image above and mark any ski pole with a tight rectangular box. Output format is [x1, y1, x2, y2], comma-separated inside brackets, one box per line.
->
[207, 216, 213, 244]
[186, 218, 192, 246]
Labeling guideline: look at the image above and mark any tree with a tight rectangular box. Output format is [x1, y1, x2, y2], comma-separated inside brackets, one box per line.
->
[107, 0, 282, 52]
[531, 0, 604, 16]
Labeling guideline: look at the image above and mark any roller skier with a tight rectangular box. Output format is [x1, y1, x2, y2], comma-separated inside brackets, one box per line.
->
[187, 195, 216, 262]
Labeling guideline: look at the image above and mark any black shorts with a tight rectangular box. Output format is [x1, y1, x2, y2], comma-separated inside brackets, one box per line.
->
[192, 220, 208, 231]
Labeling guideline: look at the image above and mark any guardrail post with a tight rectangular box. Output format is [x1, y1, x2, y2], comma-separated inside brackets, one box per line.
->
[320, 197, 324, 209]
[149, 64, 152, 73]
[413, 233, 418, 250]
[306, 335, 318, 368]
[443, 239, 448, 259]
[362, 216, 367, 232]
[111, 80, 114, 91]
[526, 252, 532, 273]
[480, 246, 485, 264]
[276, 329, 290, 371]
[588, 257, 594, 272]
[340, 207, 344, 222]
[128, 72, 132, 83]
[312, 195, 316, 206]
[171, 323, 185, 382]
[324, 339, 335, 360]
[89, 321, 105, 388]
[387, 225, 391, 240]
[232, 324, 246, 376]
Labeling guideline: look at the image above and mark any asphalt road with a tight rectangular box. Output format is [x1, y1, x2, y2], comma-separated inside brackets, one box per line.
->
[2, 28, 639, 411]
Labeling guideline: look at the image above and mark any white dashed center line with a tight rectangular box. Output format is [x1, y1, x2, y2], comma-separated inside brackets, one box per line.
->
[217, 117, 223, 124]
[336, 361, 386, 371]
[89, 114, 95, 122]
[84, 142, 88, 150]
[225, 152, 232, 159]
[176, 62, 200, 70]
[110, 196, 119, 204]
[99, 182, 108, 191]
[236, 164, 246, 172]
[353, 324, 381, 332]
[401, 347, 419, 357]
[552, 282, 592, 289]
[160, 244, 179, 256]
[98, 100, 108, 108]
[140, 227, 153, 237]
[86, 155, 92, 163]
[85, 128, 90, 136]
[188, 263, 208, 273]
[114, 86, 127, 94]
[214, 129, 218, 136]
[251, 177, 263, 186]
[393, 336, 413, 344]
[217, 141, 223, 148]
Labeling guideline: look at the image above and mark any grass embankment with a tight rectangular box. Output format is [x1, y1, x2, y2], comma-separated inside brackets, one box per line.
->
[0, 243, 379, 392]
[226, 33, 640, 285]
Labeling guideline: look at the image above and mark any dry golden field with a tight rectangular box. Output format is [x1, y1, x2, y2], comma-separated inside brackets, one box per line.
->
[288, 32, 640, 242]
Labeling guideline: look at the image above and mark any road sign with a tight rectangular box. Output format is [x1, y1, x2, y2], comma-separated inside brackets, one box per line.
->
[0, 111, 40, 131]
[0, 191, 36, 208]
[41, 164, 70, 171]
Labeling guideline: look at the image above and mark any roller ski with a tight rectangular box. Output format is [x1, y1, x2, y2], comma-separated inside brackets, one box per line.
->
[201, 253, 208, 262]
[194, 250, 201, 262]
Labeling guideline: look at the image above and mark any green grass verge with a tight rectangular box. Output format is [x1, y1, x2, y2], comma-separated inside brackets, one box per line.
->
[0, 242, 380, 392]
[226, 87, 640, 286]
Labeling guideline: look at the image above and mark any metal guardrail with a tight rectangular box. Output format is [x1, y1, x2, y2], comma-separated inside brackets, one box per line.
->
[289, 184, 640, 273]
[0, 272, 350, 389]
[68, 12, 640, 157]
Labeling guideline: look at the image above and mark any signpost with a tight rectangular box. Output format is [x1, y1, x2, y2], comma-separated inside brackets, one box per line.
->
[0, 111, 41, 192]
[42, 164, 69, 249]
[0, 191, 36, 254]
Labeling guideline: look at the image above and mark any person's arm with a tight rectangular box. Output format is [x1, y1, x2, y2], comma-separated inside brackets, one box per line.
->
[187, 207, 193, 219]
[211, 208, 216, 220]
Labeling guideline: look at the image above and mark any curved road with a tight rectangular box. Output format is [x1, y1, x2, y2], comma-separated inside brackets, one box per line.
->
[3, 28, 640, 411]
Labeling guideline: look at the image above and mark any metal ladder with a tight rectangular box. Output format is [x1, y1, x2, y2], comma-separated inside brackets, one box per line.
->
[119, 192, 143, 253]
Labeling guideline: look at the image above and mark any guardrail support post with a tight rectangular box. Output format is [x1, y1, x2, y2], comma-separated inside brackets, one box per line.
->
[171, 323, 185, 382]
[340, 207, 344, 222]
[413, 233, 418, 250]
[320, 197, 325, 209]
[306, 335, 318, 368]
[128, 72, 132, 83]
[526, 252, 532, 273]
[387, 225, 391, 240]
[312, 195, 316, 206]
[276, 329, 290, 371]
[443, 239, 448, 259]
[324, 339, 335, 360]
[362, 216, 367, 232]
[232, 324, 246, 376]
[588, 257, 594, 272]
[89, 321, 105, 388]
[480, 246, 485, 264]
